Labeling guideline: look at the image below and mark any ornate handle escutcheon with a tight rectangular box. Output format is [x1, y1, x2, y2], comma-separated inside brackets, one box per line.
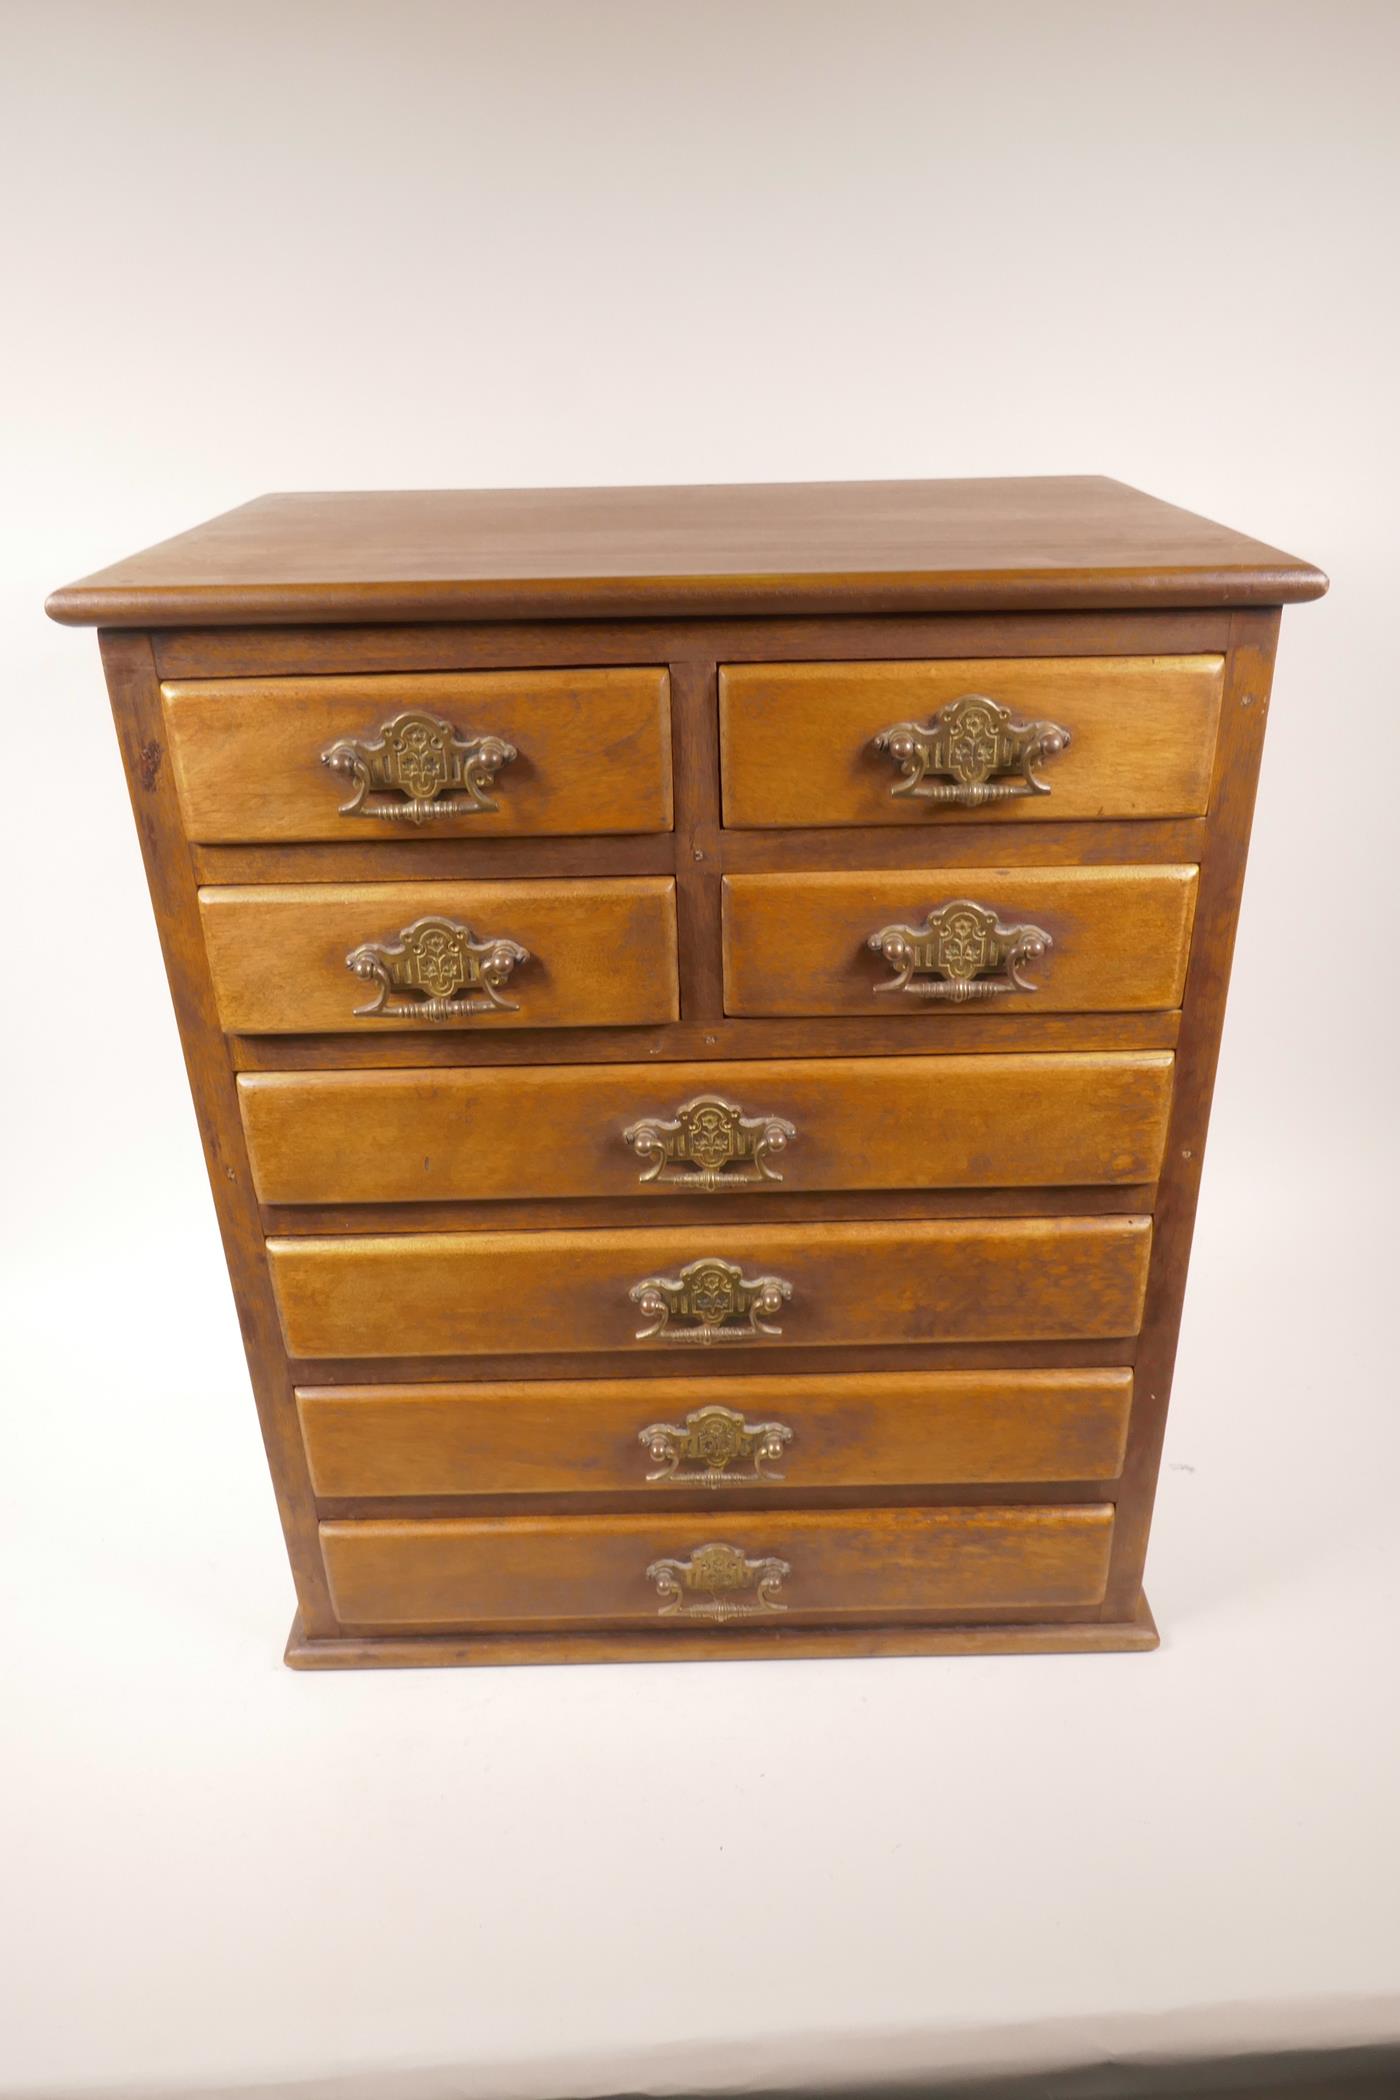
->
[867, 897, 1052, 1003]
[346, 915, 529, 1021]
[629, 1255, 792, 1344]
[873, 692, 1070, 808]
[321, 709, 517, 822]
[622, 1094, 797, 1190]
[646, 1542, 790, 1619]
[639, 1403, 793, 1485]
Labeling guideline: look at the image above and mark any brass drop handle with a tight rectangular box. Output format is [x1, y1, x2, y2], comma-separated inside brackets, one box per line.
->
[639, 1403, 793, 1485]
[646, 1542, 791, 1619]
[345, 914, 529, 1021]
[629, 1255, 792, 1344]
[867, 897, 1051, 1003]
[872, 692, 1070, 807]
[321, 708, 517, 822]
[622, 1094, 797, 1189]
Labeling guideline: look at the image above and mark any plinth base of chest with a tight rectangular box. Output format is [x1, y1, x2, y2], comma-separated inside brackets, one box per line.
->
[282, 1591, 1159, 1669]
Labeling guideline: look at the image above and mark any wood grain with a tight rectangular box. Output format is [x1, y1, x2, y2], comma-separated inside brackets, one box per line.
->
[287, 1336, 1140, 1388]
[47, 478, 1326, 628]
[239, 1050, 1175, 1206]
[723, 865, 1198, 1017]
[720, 655, 1223, 827]
[1102, 610, 1283, 1618]
[96, 634, 337, 1636]
[199, 877, 679, 1034]
[150, 607, 1236, 681]
[231, 1008, 1182, 1070]
[668, 657, 725, 1025]
[318, 1502, 1116, 1629]
[53, 483, 1323, 1673]
[265, 1188, 1158, 1238]
[193, 815, 1206, 888]
[267, 1214, 1153, 1359]
[163, 667, 672, 842]
[297, 1367, 1133, 1499]
[285, 1590, 1159, 1666]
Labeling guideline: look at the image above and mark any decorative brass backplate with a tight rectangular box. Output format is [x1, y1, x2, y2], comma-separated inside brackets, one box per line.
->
[867, 897, 1052, 1002]
[321, 709, 517, 822]
[629, 1256, 792, 1344]
[646, 1542, 791, 1619]
[638, 1403, 794, 1485]
[622, 1094, 798, 1190]
[345, 915, 529, 1020]
[873, 693, 1070, 807]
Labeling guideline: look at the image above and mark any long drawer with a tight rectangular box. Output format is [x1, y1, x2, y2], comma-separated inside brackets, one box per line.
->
[199, 878, 679, 1033]
[241, 1050, 1174, 1206]
[164, 667, 673, 841]
[723, 864, 1197, 1017]
[719, 655, 1223, 828]
[268, 1214, 1152, 1359]
[298, 1368, 1134, 1498]
[319, 1504, 1117, 1628]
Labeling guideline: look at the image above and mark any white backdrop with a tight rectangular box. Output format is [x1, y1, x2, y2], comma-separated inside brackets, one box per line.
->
[4, 3, 1398, 2095]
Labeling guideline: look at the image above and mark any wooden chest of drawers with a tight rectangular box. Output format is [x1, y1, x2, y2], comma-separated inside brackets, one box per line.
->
[48, 477, 1325, 1668]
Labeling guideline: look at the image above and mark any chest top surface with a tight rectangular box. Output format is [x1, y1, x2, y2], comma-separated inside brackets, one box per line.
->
[46, 475, 1325, 629]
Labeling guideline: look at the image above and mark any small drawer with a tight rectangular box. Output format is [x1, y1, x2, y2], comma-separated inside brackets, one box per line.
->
[268, 1214, 1152, 1360]
[719, 655, 1223, 828]
[199, 877, 679, 1034]
[723, 864, 1196, 1018]
[298, 1368, 1134, 1498]
[242, 1051, 1174, 1206]
[163, 668, 673, 842]
[319, 1504, 1117, 1629]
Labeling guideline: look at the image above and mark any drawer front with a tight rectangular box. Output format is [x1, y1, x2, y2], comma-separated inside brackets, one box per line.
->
[164, 668, 673, 841]
[298, 1368, 1133, 1498]
[268, 1215, 1152, 1359]
[723, 865, 1197, 1017]
[200, 878, 679, 1033]
[319, 1504, 1116, 1628]
[720, 655, 1223, 828]
[243, 1051, 1174, 1205]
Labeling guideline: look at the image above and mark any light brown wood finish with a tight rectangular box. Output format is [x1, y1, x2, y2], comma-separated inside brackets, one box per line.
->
[153, 608, 1237, 681]
[195, 815, 1206, 888]
[233, 1009, 1183, 1071]
[286, 1592, 1160, 1666]
[267, 1214, 1152, 1360]
[720, 656, 1224, 828]
[268, 1190, 1158, 1241]
[1102, 610, 1282, 1618]
[290, 1337, 1142, 1389]
[319, 1503, 1116, 1629]
[297, 1368, 1134, 1499]
[199, 878, 679, 1034]
[668, 657, 725, 1026]
[163, 667, 673, 843]
[239, 1050, 1174, 1206]
[51, 482, 1323, 1670]
[94, 635, 338, 1637]
[723, 865, 1198, 1017]
[47, 478, 1325, 628]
